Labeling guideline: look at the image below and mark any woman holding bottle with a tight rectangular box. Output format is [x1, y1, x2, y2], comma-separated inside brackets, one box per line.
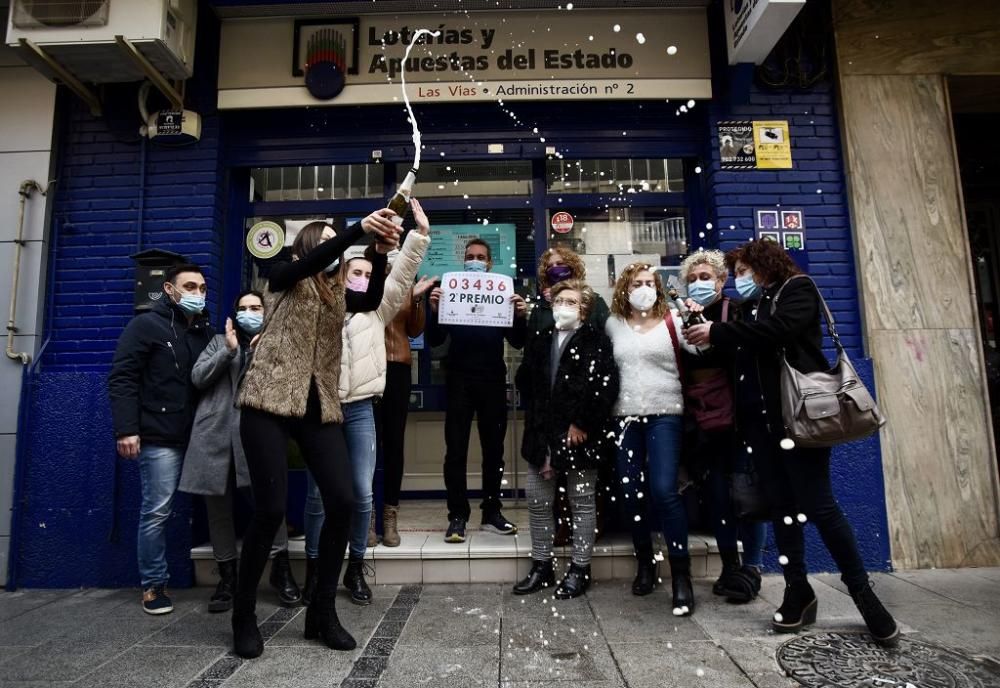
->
[684, 240, 898, 646]
[231, 209, 397, 659]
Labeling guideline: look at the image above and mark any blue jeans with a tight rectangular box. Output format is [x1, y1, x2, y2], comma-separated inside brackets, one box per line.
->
[616, 415, 689, 557]
[137, 444, 184, 588]
[305, 399, 376, 559]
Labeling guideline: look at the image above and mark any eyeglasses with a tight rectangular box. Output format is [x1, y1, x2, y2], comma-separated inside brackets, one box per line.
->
[552, 297, 580, 307]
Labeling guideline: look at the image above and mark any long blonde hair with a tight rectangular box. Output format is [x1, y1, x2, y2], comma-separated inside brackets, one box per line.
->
[610, 262, 668, 319]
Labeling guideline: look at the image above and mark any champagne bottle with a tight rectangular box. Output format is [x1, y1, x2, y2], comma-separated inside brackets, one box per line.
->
[388, 167, 417, 226]
[667, 287, 707, 326]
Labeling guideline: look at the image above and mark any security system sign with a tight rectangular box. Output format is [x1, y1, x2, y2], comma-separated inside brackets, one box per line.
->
[438, 272, 514, 328]
[719, 120, 792, 170]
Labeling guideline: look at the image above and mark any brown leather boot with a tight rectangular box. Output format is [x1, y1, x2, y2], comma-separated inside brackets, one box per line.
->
[367, 511, 378, 548]
[383, 505, 401, 547]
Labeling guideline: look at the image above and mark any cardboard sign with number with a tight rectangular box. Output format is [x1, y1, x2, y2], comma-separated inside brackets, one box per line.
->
[438, 271, 514, 328]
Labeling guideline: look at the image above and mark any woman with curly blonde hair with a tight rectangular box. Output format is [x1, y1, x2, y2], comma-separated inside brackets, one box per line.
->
[606, 262, 697, 615]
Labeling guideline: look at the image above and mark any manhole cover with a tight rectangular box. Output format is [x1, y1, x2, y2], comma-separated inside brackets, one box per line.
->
[776, 632, 1000, 688]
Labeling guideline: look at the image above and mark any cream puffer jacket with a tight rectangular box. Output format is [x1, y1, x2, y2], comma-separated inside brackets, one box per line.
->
[339, 230, 430, 403]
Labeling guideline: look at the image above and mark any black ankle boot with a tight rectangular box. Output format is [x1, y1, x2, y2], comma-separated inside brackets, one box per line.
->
[304, 590, 357, 651]
[343, 557, 373, 606]
[718, 565, 762, 604]
[851, 582, 899, 647]
[302, 556, 319, 606]
[713, 548, 741, 597]
[773, 580, 818, 633]
[513, 559, 555, 595]
[232, 605, 263, 659]
[669, 556, 695, 617]
[555, 563, 591, 600]
[269, 550, 302, 607]
[209, 559, 237, 613]
[632, 546, 656, 596]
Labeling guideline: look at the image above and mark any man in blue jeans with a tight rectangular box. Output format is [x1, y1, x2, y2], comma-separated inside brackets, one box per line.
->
[109, 263, 214, 614]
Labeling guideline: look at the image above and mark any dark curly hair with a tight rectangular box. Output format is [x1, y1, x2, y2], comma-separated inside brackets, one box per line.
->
[725, 239, 802, 285]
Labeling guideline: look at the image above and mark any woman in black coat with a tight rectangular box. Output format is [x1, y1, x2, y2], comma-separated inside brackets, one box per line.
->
[513, 279, 620, 599]
[684, 240, 898, 647]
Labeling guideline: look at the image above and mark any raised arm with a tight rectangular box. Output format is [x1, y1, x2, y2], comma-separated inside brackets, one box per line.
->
[191, 335, 235, 390]
[377, 230, 431, 322]
[709, 279, 818, 352]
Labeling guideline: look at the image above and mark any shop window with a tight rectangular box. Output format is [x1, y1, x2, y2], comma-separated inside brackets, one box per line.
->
[545, 206, 688, 307]
[546, 158, 685, 194]
[397, 161, 533, 198]
[250, 164, 384, 201]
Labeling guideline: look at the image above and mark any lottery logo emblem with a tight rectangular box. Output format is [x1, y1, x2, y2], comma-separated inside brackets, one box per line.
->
[247, 221, 285, 260]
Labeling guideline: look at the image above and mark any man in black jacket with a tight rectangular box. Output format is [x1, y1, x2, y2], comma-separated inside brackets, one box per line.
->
[108, 263, 214, 615]
[428, 238, 527, 543]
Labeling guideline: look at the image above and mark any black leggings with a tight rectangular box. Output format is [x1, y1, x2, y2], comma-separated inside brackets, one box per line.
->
[379, 362, 412, 507]
[236, 386, 354, 609]
[745, 421, 869, 592]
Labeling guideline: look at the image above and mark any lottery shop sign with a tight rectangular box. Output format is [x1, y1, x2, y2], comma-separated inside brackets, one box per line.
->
[438, 272, 514, 328]
[551, 211, 574, 234]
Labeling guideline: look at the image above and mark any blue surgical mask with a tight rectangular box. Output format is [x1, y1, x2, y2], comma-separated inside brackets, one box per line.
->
[687, 279, 719, 307]
[236, 311, 263, 334]
[735, 273, 762, 300]
[464, 259, 488, 273]
[177, 293, 206, 315]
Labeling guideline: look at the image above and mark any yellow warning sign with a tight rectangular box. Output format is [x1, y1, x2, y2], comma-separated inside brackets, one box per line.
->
[752, 120, 792, 169]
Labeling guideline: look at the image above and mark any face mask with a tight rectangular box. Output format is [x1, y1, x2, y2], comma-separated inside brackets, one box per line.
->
[346, 276, 369, 293]
[687, 279, 720, 307]
[323, 258, 340, 274]
[552, 305, 580, 331]
[464, 259, 488, 273]
[236, 311, 263, 334]
[176, 293, 205, 316]
[546, 265, 574, 285]
[628, 285, 657, 312]
[735, 273, 762, 300]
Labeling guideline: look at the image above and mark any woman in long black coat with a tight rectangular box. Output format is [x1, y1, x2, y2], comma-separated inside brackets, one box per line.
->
[684, 240, 899, 647]
[513, 279, 620, 599]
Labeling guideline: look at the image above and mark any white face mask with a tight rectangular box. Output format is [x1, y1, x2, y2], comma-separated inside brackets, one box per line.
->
[552, 305, 581, 331]
[628, 285, 657, 312]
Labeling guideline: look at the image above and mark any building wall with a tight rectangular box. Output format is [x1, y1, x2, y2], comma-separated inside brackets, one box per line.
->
[11, 6, 892, 586]
[0, 38, 55, 583]
[833, 0, 1000, 569]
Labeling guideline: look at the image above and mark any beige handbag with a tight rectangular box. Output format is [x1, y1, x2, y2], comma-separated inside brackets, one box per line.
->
[773, 276, 886, 448]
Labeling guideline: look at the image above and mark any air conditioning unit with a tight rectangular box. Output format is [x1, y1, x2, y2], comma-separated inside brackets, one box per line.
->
[7, 0, 197, 83]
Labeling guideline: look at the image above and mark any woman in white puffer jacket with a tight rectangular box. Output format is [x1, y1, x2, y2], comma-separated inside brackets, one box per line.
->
[303, 200, 436, 606]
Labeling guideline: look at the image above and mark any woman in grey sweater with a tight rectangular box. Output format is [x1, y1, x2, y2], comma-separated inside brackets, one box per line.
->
[179, 291, 301, 613]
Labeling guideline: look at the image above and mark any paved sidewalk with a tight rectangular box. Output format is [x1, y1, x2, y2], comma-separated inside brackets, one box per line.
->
[1, 569, 999, 688]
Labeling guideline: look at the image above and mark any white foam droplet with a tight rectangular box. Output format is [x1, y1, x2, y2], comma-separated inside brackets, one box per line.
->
[635, 33, 646, 44]
[783, 516, 794, 526]
[796, 513, 807, 523]
[667, 45, 678, 55]
[613, 24, 621, 32]
[779, 555, 790, 565]
[780, 438, 796, 450]
[774, 612, 784, 622]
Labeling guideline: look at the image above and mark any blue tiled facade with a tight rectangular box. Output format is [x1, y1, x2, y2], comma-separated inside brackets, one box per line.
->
[10, 4, 891, 587]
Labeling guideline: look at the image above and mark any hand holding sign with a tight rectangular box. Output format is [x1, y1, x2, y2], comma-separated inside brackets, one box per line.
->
[438, 272, 515, 328]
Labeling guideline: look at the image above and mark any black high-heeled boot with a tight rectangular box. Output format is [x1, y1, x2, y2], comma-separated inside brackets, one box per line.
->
[851, 582, 899, 647]
[772, 580, 818, 633]
[555, 563, 591, 600]
[209, 559, 238, 613]
[513, 559, 555, 595]
[301, 556, 319, 606]
[669, 556, 695, 617]
[304, 590, 357, 651]
[343, 556, 373, 606]
[269, 550, 303, 607]
[231, 600, 264, 659]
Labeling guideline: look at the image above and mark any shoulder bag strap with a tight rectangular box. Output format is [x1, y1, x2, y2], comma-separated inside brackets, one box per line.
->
[771, 274, 843, 352]
[664, 312, 684, 381]
[721, 297, 730, 323]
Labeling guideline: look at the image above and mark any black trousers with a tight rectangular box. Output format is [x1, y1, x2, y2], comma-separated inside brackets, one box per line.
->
[443, 372, 507, 521]
[744, 419, 869, 592]
[236, 384, 354, 609]
[379, 362, 412, 507]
